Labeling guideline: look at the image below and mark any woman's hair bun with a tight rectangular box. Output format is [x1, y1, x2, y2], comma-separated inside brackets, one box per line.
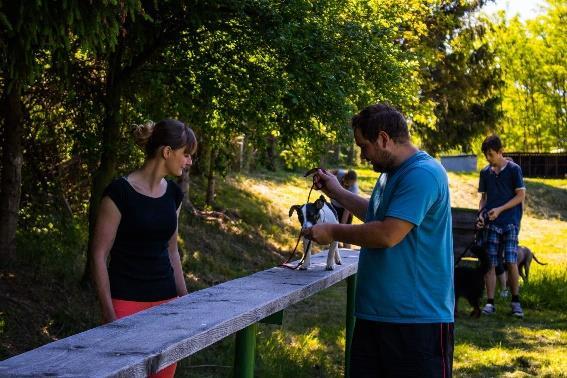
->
[132, 121, 155, 149]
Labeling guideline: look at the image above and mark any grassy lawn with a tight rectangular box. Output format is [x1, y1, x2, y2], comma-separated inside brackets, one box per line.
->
[3, 167, 564, 377]
[178, 168, 567, 377]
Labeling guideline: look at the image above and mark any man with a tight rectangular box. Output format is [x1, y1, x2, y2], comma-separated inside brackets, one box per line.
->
[330, 169, 359, 248]
[477, 135, 525, 318]
[304, 104, 454, 377]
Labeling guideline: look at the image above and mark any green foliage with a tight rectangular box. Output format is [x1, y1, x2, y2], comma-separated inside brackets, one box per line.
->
[407, 2, 504, 155]
[488, 1, 567, 152]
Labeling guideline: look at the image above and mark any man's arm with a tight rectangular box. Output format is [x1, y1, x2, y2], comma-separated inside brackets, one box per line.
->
[479, 192, 487, 211]
[331, 188, 369, 221]
[303, 217, 414, 248]
[313, 169, 368, 220]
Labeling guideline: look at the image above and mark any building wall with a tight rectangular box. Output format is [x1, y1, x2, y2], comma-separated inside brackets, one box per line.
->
[440, 155, 478, 172]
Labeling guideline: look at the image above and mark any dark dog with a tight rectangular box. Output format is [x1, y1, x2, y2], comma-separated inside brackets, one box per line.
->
[454, 242, 491, 318]
[517, 246, 546, 282]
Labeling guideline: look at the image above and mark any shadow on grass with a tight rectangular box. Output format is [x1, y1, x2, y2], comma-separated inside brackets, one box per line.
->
[456, 359, 538, 378]
[457, 312, 567, 351]
[524, 180, 567, 220]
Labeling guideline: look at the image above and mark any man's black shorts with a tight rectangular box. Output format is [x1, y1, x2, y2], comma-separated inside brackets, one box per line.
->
[350, 319, 454, 378]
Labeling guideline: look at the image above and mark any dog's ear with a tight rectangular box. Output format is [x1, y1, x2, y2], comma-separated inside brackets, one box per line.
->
[289, 205, 301, 217]
[315, 197, 325, 210]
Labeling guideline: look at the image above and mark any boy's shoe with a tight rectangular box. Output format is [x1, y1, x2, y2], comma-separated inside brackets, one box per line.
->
[482, 303, 496, 315]
[500, 289, 510, 298]
[511, 302, 524, 318]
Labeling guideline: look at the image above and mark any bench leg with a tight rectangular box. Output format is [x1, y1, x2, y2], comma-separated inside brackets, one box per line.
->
[345, 274, 357, 378]
[234, 323, 257, 378]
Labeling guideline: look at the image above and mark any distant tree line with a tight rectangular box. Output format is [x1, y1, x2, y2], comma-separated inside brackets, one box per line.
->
[488, 0, 566, 152]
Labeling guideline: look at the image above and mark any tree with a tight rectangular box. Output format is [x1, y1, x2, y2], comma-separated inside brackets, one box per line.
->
[0, 0, 131, 265]
[398, 0, 504, 154]
[489, 1, 566, 152]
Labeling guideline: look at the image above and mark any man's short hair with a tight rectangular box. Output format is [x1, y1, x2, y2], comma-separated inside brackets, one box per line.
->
[351, 103, 409, 143]
[481, 135, 503, 154]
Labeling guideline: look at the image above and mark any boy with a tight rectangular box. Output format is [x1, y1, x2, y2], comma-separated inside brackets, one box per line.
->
[478, 135, 526, 317]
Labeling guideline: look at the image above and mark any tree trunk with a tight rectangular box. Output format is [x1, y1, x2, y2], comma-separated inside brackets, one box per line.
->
[266, 136, 276, 171]
[334, 143, 340, 164]
[177, 167, 195, 212]
[0, 80, 24, 266]
[82, 54, 123, 285]
[205, 146, 216, 206]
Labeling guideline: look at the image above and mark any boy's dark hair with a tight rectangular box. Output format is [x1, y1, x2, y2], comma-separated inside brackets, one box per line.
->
[351, 103, 409, 143]
[481, 135, 503, 154]
[345, 170, 357, 182]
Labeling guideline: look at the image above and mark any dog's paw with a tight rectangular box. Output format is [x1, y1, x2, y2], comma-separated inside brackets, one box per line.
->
[325, 265, 335, 271]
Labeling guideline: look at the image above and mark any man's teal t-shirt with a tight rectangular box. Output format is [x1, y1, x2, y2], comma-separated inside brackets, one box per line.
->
[356, 151, 454, 323]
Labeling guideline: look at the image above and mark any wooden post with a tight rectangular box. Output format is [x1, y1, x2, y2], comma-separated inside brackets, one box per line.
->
[345, 274, 357, 378]
[234, 323, 257, 378]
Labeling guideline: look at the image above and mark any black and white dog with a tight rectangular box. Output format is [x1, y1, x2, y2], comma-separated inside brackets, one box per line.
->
[289, 195, 342, 270]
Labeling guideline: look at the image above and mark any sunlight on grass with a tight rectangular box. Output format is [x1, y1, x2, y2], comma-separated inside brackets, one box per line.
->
[257, 328, 330, 378]
[179, 169, 567, 377]
[454, 337, 567, 377]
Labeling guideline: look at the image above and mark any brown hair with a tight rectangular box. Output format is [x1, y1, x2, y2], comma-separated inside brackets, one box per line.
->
[133, 119, 197, 158]
[345, 170, 357, 182]
[481, 135, 503, 154]
[351, 103, 409, 143]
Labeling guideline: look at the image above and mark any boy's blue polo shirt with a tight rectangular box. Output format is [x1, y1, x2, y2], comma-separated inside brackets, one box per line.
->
[478, 161, 524, 227]
[356, 151, 454, 323]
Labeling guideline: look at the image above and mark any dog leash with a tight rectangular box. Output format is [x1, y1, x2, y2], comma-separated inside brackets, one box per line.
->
[280, 174, 320, 270]
[455, 211, 489, 266]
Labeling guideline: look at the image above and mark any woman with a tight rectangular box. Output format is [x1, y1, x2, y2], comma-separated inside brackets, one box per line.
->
[91, 119, 197, 378]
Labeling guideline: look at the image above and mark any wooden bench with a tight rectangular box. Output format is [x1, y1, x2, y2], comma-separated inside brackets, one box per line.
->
[0, 250, 360, 377]
[452, 207, 478, 259]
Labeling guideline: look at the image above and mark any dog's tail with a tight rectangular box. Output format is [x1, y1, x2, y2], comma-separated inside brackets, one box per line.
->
[532, 253, 547, 265]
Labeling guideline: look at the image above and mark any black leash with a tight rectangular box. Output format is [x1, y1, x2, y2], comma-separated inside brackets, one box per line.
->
[455, 241, 476, 266]
[455, 210, 488, 266]
[280, 182, 316, 270]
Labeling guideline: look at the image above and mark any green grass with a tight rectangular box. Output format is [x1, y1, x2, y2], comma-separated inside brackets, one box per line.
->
[177, 169, 567, 377]
[3, 168, 566, 377]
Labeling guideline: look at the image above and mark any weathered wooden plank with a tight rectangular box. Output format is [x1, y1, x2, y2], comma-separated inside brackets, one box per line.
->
[0, 250, 359, 377]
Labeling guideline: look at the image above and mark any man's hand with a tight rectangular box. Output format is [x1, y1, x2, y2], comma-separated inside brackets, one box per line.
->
[488, 207, 502, 221]
[313, 169, 342, 198]
[301, 224, 335, 245]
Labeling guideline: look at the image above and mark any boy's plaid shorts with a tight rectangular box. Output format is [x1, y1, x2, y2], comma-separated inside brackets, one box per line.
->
[485, 224, 519, 266]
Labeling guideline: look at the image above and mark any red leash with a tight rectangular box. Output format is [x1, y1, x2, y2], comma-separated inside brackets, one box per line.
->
[280, 182, 316, 270]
